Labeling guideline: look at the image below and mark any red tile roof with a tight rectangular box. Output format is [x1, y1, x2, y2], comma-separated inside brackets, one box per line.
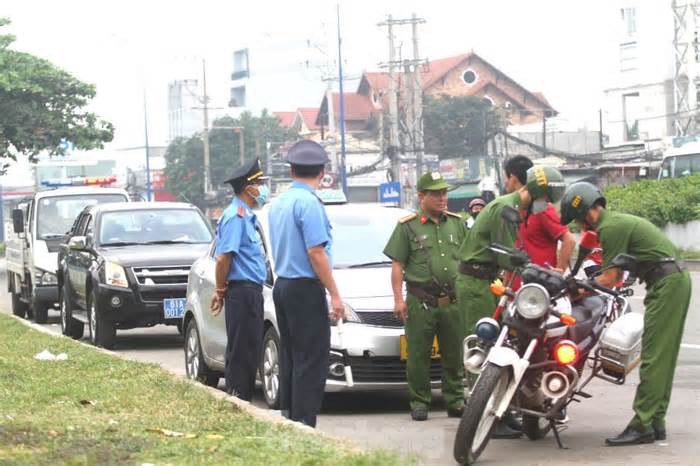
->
[331, 92, 376, 121]
[297, 107, 320, 130]
[272, 111, 296, 128]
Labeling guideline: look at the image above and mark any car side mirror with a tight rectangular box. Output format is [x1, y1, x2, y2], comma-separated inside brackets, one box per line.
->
[68, 236, 87, 251]
[611, 253, 637, 272]
[500, 206, 521, 225]
[12, 209, 24, 234]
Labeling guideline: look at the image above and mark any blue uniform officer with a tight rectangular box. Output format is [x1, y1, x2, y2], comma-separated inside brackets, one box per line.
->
[211, 158, 270, 401]
[268, 140, 345, 427]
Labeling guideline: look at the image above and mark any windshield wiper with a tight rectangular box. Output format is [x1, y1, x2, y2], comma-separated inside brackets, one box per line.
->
[348, 260, 393, 268]
[100, 241, 143, 247]
[140, 240, 201, 245]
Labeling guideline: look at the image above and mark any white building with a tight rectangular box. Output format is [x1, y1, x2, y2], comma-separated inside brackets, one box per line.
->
[167, 79, 202, 142]
[602, 1, 678, 146]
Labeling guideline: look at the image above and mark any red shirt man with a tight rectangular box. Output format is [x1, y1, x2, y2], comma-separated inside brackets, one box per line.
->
[517, 203, 573, 270]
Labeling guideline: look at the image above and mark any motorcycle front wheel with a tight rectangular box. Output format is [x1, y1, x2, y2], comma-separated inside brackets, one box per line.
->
[454, 362, 512, 465]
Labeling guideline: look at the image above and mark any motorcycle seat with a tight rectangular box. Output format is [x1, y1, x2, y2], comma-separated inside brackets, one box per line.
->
[567, 295, 606, 342]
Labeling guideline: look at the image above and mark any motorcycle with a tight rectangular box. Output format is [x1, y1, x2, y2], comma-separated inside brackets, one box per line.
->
[453, 242, 643, 465]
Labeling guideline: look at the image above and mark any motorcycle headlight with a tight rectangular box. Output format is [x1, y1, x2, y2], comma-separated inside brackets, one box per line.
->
[514, 284, 550, 320]
[105, 261, 129, 288]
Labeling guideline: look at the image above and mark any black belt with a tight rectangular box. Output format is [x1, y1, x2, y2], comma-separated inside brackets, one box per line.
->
[458, 261, 499, 281]
[227, 280, 263, 290]
[643, 260, 685, 287]
[406, 282, 456, 308]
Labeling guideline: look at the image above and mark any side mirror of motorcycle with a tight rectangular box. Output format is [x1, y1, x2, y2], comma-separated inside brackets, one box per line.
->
[500, 206, 521, 225]
[611, 253, 637, 272]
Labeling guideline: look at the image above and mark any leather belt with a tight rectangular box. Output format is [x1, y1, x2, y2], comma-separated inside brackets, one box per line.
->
[643, 260, 685, 287]
[406, 282, 456, 309]
[227, 280, 263, 290]
[458, 261, 498, 281]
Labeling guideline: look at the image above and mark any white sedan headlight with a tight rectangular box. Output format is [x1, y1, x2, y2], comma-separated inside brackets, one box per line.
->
[105, 261, 129, 288]
[328, 300, 361, 324]
[514, 284, 550, 320]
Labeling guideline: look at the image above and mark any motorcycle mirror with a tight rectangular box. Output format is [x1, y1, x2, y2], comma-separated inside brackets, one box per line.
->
[500, 205, 521, 225]
[611, 253, 637, 272]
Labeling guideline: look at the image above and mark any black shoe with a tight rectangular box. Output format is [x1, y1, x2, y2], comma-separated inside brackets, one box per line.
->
[447, 405, 464, 418]
[654, 427, 667, 441]
[605, 425, 654, 446]
[491, 420, 522, 439]
[411, 407, 428, 421]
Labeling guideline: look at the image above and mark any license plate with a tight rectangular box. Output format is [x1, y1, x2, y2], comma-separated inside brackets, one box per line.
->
[163, 298, 187, 319]
[400, 335, 440, 361]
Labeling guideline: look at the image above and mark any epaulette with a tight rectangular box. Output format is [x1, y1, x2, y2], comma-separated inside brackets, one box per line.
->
[398, 213, 417, 224]
[236, 207, 246, 217]
[445, 210, 462, 219]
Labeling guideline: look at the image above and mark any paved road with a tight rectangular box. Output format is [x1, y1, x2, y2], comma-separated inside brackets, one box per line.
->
[2, 262, 699, 465]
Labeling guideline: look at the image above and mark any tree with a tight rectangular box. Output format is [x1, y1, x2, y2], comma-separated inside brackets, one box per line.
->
[0, 18, 114, 166]
[164, 111, 297, 209]
[423, 94, 503, 160]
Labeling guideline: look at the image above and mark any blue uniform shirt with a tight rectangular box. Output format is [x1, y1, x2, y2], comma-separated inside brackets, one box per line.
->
[215, 197, 267, 285]
[268, 181, 333, 279]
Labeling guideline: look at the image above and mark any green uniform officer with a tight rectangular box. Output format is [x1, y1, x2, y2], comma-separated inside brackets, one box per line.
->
[560, 182, 691, 446]
[383, 171, 467, 421]
[456, 165, 566, 438]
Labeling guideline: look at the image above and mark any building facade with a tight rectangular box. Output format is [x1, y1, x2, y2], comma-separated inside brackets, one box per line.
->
[167, 79, 202, 142]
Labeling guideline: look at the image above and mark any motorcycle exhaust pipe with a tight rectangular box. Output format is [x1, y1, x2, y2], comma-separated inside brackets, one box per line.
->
[464, 347, 487, 375]
[541, 371, 571, 399]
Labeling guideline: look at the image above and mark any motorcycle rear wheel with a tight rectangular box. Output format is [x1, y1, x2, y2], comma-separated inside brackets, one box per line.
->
[454, 363, 511, 465]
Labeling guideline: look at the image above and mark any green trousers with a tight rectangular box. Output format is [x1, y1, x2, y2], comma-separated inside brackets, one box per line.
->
[631, 271, 692, 431]
[455, 274, 498, 336]
[405, 294, 464, 410]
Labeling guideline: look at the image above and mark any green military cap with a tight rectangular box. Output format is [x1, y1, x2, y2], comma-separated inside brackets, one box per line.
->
[417, 171, 451, 192]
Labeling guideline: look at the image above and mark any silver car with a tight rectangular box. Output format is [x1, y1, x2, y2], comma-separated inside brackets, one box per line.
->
[182, 201, 442, 408]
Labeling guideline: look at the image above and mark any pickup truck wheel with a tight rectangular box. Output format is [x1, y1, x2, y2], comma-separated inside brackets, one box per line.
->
[32, 300, 50, 324]
[11, 292, 28, 318]
[184, 318, 220, 387]
[60, 287, 84, 340]
[88, 290, 116, 349]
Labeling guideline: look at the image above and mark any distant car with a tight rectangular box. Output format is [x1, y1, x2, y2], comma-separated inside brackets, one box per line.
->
[58, 202, 214, 349]
[183, 201, 443, 408]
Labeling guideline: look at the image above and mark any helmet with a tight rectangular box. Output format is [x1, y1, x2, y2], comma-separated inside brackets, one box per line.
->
[559, 182, 606, 225]
[468, 198, 486, 210]
[525, 166, 566, 203]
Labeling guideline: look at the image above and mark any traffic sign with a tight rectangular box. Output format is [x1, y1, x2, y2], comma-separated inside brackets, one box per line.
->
[379, 182, 401, 204]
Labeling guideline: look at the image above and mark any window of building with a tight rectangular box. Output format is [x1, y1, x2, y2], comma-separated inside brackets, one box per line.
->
[622, 92, 641, 141]
[619, 42, 638, 72]
[621, 7, 636, 35]
[462, 69, 477, 85]
[231, 49, 250, 80]
[229, 86, 246, 108]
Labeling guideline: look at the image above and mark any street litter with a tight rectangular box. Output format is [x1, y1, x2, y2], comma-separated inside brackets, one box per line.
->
[33, 350, 68, 361]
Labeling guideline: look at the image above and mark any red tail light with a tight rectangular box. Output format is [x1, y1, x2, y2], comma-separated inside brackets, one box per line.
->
[554, 340, 579, 365]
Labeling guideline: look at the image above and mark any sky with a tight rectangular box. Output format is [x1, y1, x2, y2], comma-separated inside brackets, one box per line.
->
[3, 0, 620, 159]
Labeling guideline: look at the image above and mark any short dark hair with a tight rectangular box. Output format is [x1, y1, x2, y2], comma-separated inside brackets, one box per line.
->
[291, 164, 324, 179]
[504, 156, 534, 186]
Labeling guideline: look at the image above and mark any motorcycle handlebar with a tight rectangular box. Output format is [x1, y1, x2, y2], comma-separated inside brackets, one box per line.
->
[576, 279, 621, 297]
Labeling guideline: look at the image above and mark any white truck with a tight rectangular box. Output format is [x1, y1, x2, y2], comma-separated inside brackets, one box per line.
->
[6, 183, 130, 322]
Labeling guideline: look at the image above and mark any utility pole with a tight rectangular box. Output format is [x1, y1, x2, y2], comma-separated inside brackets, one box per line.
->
[672, 0, 700, 136]
[201, 59, 212, 195]
[541, 113, 547, 155]
[143, 91, 152, 201]
[378, 14, 427, 207]
[337, 4, 348, 196]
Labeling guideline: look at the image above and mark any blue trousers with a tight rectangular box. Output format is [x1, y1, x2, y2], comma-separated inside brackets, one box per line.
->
[272, 278, 329, 428]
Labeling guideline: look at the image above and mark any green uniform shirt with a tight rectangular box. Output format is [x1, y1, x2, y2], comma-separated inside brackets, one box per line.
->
[457, 192, 520, 269]
[383, 209, 467, 287]
[596, 209, 679, 269]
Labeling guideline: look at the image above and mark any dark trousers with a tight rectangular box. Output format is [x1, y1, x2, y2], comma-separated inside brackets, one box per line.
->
[272, 278, 329, 428]
[224, 282, 264, 401]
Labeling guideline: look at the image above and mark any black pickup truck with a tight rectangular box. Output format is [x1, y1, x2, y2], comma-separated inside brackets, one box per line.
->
[57, 202, 213, 349]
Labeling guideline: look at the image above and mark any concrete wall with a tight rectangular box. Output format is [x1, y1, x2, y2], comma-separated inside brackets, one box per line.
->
[663, 220, 700, 251]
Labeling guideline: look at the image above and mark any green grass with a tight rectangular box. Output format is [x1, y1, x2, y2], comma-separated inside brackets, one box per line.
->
[680, 248, 700, 260]
[0, 314, 408, 466]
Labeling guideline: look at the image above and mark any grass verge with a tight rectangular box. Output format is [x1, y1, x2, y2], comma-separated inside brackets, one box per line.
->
[0, 314, 407, 466]
[680, 248, 700, 260]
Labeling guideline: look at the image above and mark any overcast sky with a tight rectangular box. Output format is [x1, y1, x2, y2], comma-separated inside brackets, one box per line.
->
[4, 0, 619, 152]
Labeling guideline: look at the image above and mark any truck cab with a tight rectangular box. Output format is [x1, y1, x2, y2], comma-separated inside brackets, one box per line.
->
[6, 182, 130, 323]
[659, 141, 700, 179]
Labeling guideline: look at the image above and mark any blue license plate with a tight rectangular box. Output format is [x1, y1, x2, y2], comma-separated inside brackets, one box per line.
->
[163, 298, 187, 319]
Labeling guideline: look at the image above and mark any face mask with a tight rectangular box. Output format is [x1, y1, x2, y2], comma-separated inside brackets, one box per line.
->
[532, 198, 548, 214]
[253, 184, 269, 207]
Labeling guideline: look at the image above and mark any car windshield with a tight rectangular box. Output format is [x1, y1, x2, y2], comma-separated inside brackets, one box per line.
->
[98, 209, 212, 245]
[660, 153, 700, 178]
[328, 207, 409, 268]
[36, 194, 127, 239]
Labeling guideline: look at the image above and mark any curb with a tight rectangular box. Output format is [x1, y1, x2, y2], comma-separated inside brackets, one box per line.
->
[7, 313, 360, 452]
[685, 259, 700, 272]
